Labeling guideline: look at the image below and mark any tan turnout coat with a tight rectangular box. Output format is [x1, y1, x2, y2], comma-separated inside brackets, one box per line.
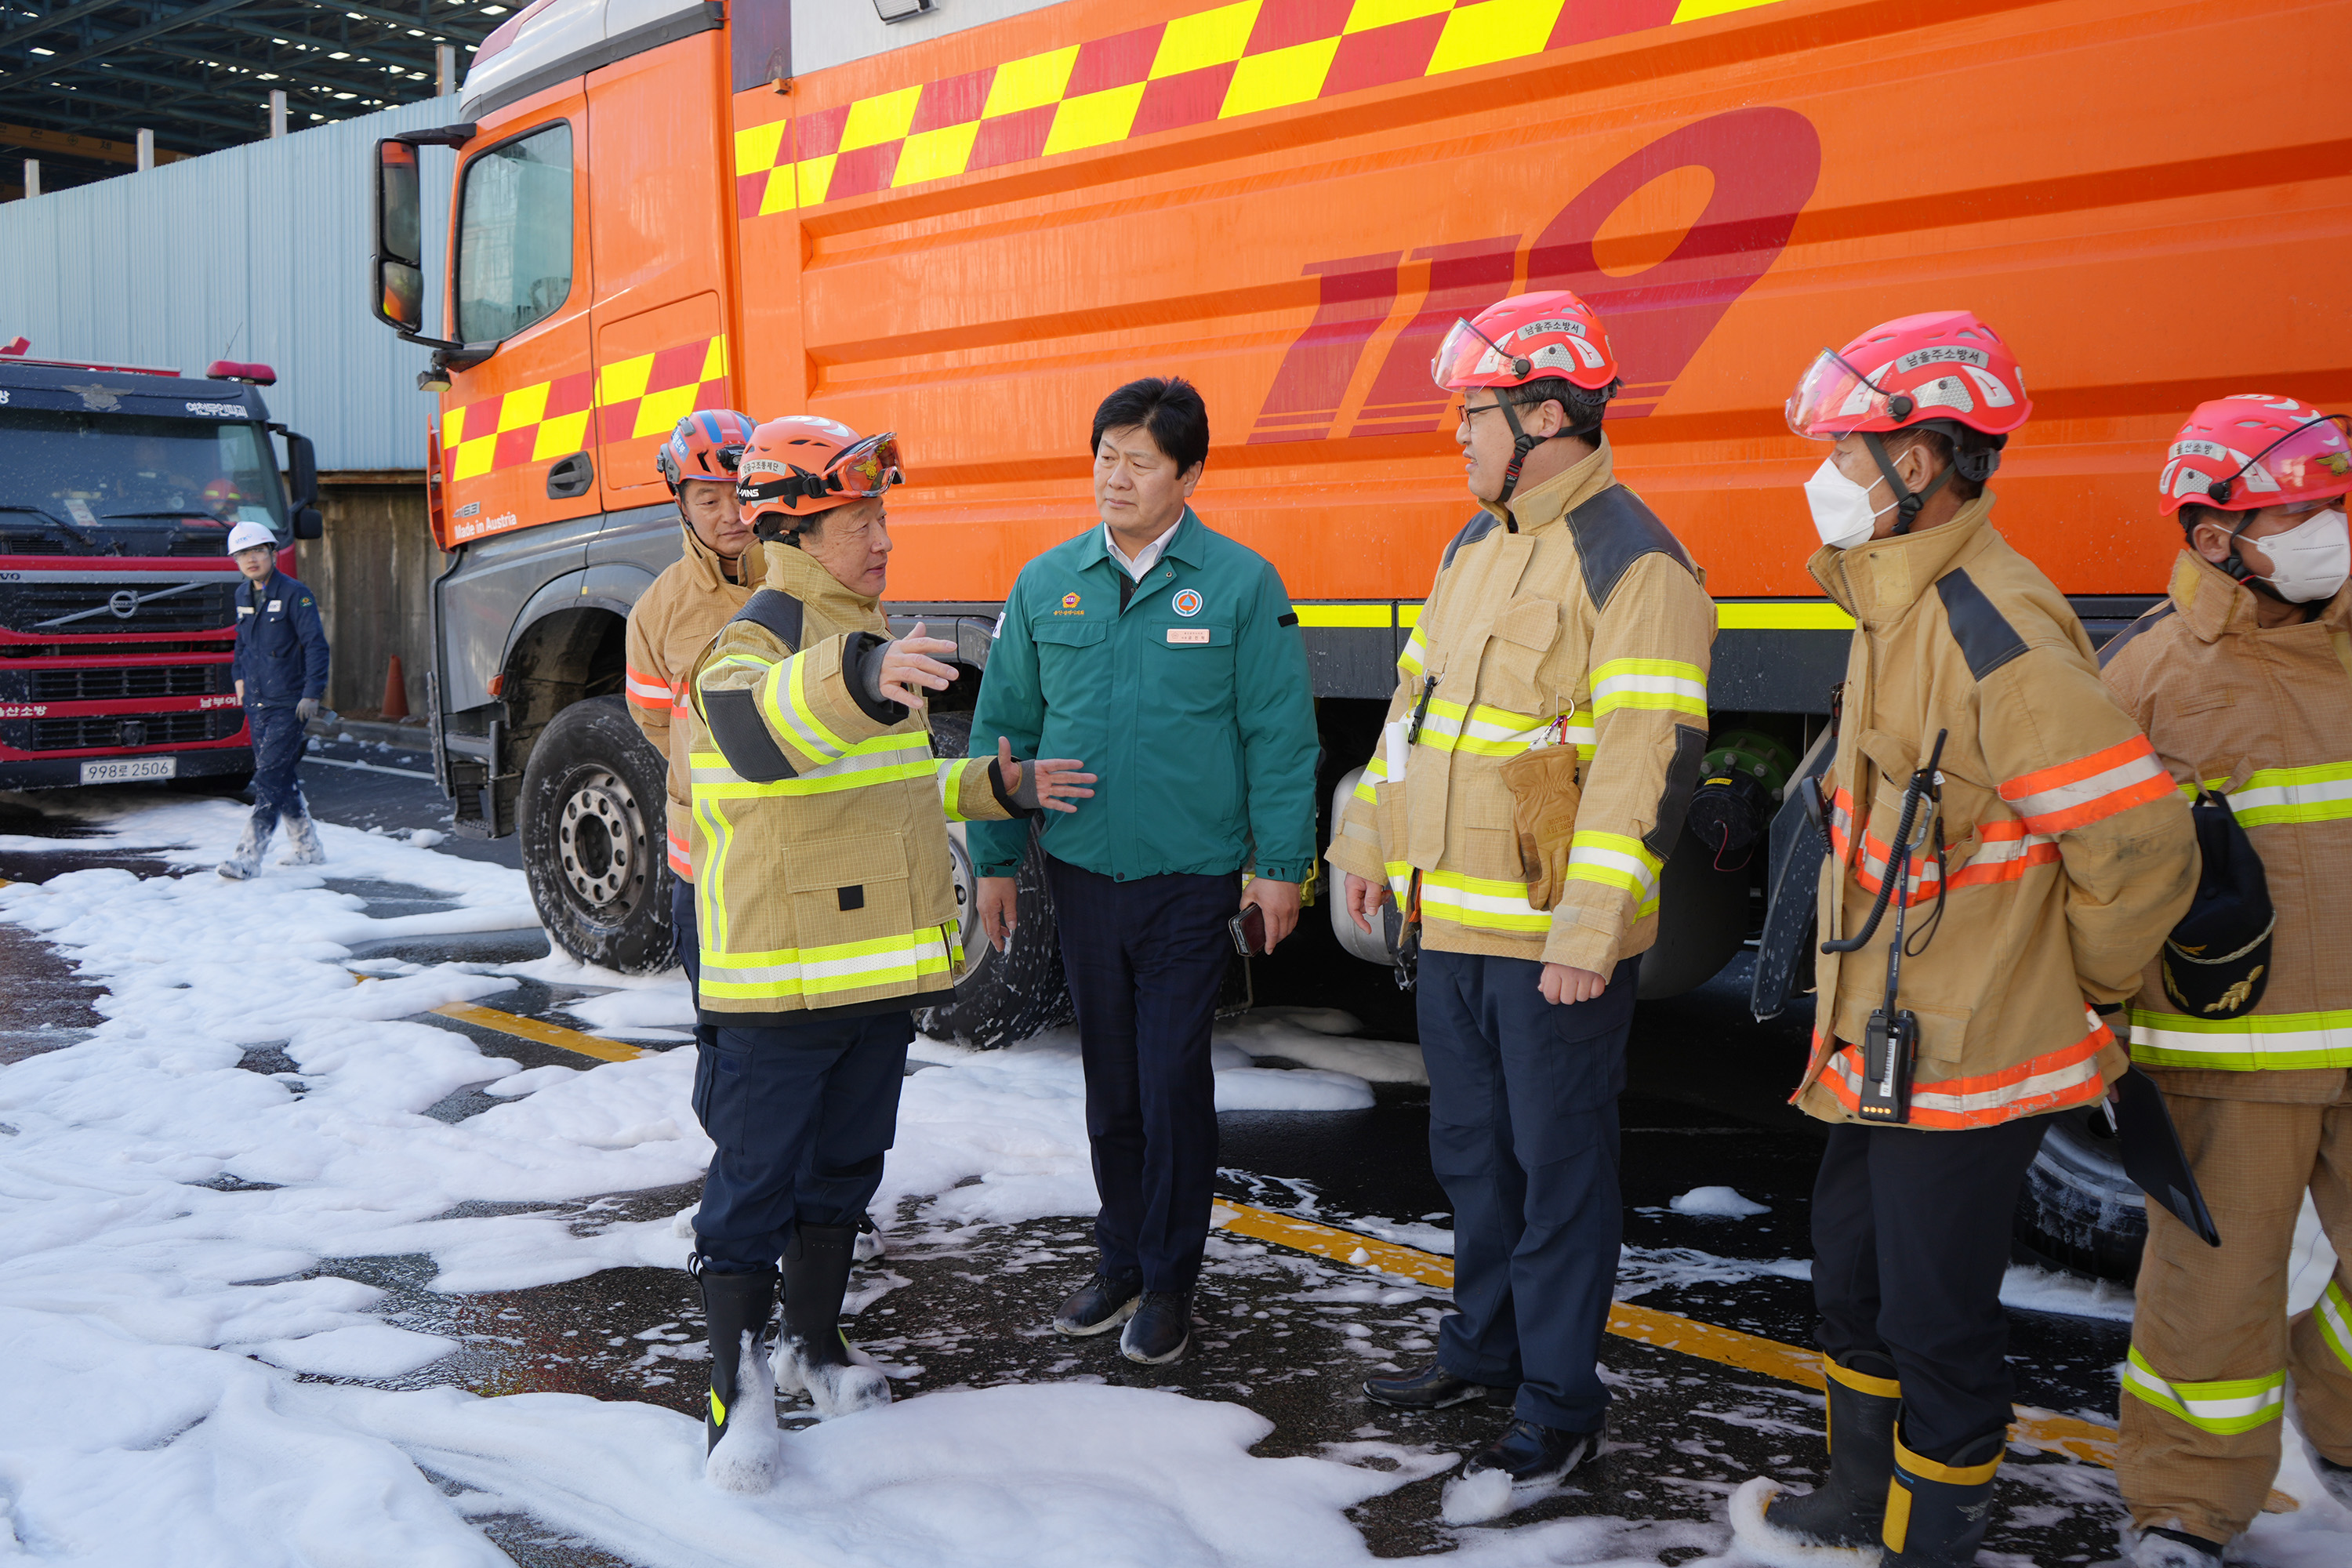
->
[1326, 441, 1717, 974]
[622, 522, 764, 880]
[1795, 497, 2197, 1127]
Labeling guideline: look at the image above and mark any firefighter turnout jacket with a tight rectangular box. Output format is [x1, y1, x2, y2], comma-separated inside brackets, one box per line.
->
[1326, 441, 1716, 974]
[1796, 497, 2197, 1129]
[623, 524, 765, 880]
[2101, 550, 2352, 1088]
[686, 545, 1025, 1023]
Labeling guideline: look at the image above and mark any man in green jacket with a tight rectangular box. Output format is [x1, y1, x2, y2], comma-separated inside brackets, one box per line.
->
[971, 376, 1318, 1365]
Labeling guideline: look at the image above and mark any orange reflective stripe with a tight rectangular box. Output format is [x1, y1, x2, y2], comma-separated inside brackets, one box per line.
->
[1999, 735, 2172, 833]
[1822, 1014, 2111, 1128]
[626, 662, 672, 711]
[1946, 818, 2061, 889]
[668, 823, 691, 879]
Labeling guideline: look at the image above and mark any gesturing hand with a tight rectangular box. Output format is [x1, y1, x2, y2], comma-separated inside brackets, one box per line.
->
[878, 620, 960, 707]
[995, 735, 1094, 813]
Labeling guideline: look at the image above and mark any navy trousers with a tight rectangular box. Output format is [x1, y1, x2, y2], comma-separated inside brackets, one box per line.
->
[1809, 1113, 2053, 1461]
[688, 1008, 913, 1273]
[1045, 855, 1237, 1295]
[670, 874, 718, 1058]
[1419, 947, 1639, 1434]
[245, 702, 310, 835]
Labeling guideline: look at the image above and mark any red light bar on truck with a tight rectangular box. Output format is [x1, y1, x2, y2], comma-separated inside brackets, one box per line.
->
[205, 361, 277, 386]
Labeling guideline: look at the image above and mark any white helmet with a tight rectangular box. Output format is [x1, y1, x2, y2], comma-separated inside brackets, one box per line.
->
[227, 520, 278, 554]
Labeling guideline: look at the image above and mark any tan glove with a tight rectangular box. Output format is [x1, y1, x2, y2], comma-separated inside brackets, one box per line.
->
[1499, 742, 1582, 913]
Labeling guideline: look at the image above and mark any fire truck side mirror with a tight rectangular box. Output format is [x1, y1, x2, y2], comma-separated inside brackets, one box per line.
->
[285, 431, 320, 509]
[373, 140, 426, 336]
[294, 507, 323, 542]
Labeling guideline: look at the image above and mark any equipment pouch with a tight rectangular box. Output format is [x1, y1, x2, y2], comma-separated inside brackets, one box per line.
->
[1497, 741, 1581, 913]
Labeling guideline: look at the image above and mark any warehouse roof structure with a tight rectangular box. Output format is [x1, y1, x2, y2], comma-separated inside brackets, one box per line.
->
[0, 0, 506, 194]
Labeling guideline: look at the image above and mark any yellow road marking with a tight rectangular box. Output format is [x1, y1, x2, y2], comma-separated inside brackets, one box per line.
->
[1215, 1200, 2121, 1469]
[426, 999, 647, 1063]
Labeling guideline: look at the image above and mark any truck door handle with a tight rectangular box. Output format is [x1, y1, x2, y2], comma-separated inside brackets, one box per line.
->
[546, 452, 594, 499]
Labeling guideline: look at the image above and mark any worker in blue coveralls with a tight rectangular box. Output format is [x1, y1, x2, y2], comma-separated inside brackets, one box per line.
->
[219, 517, 329, 880]
[971, 376, 1319, 1367]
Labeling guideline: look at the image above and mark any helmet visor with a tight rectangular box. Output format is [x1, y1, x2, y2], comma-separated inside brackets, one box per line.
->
[828, 432, 904, 497]
[1787, 348, 1893, 439]
[2227, 414, 2352, 506]
[1432, 318, 1520, 392]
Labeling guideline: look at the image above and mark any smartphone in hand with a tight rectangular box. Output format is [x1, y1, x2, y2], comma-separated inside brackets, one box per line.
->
[1228, 903, 1268, 958]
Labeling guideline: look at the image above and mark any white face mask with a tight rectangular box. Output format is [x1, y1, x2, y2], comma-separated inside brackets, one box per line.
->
[1804, 458, 1896, 551]
[2253, 507, 2349, 603]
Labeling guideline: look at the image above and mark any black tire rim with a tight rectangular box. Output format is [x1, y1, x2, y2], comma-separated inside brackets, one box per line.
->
[554, 765, 648, 920]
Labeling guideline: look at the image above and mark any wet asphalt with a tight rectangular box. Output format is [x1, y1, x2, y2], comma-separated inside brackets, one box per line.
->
[0, 746, 2148, 1565]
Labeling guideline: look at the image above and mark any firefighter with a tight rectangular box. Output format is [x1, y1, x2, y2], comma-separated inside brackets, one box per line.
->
[682, 416, 1094, 1492]
[1325, 289, 1716, 1499]
[220, 518, 328, 880]
[622, 408, 762, 1048]
[2098, 395, 2352, 1567]
[1730, 312, 2198, 1567]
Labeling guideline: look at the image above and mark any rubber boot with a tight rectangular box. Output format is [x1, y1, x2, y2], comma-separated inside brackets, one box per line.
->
[1881, 1424, 2005, 1566]
[775, 1222, 891, 1418]
[1730, 1352, 1900, 1567]
[216, 817, 270, 880]
[279, 811, 326, 866]
[695, 1259, 782, 1492]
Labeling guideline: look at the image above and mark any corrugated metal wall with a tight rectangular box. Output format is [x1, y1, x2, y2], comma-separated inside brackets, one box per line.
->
[0, 96, 462, 474]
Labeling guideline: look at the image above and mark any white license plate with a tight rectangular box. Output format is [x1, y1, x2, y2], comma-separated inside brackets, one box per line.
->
[79, 757, 178, 785]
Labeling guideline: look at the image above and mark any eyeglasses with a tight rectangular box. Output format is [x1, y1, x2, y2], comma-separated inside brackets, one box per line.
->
[1459, 401, 1509, 423]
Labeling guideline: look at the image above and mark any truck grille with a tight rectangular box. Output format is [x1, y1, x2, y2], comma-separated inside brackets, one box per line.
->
[26, 709, 243, 751]
[0, 579, 240, 635]
[27, 664, 228, 702]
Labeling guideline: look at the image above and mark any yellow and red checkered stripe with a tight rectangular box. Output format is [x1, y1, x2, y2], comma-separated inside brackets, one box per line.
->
[734, 0, 1783, 217]
[441, 335, 730, 484]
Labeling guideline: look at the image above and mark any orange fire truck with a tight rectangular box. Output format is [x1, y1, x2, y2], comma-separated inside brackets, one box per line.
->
[365, 0, 2347, 1268]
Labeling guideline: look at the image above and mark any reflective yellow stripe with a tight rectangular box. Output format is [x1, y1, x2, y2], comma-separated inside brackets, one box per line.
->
[1397, 631, 1427, 678]
[1825, 1357, 1901, 1399]
[2317, 1281, 2352, 1376]
[1893, 1428, 2003, 1486]
[1293, 603, 1391, 628]
[2122, 1346, 2285, 1435]
[939, 757, 980, 822]
[1353, 755, 1386, 804]
[1714, 601, 1857, 630]
[2180, 762, 2352, 827]
[695, 796, 732, 954]
[1418, 869, 1550, 933]
[1416, 698, 1594, 761]
[1589, 656, 1706, 719]
[699, 925, 960, 1001]
[2128, 1008, 2352, 1071]
[689, 735, 935, 798]
[1564, 830, 1662, 915]
[710, 1388, 727, 1427]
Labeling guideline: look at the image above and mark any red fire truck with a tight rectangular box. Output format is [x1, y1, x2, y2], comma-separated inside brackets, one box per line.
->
[0, 349, 322, 794]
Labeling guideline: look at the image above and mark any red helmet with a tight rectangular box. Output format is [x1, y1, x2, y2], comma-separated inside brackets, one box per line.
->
[656, 408, 757, 493]
[201, 477, 243, 514]
[2156, 394, 2352, 516]
[1432, 289, 1619, 394]
[735, 416, 903, 537]
[1787, 310, 2032, 441]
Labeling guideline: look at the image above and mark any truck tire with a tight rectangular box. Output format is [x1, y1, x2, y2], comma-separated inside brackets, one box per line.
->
[913, 713, 1076, 1048]
[2012, 1105, 2146, 1282]
[518, 695, 673, 975]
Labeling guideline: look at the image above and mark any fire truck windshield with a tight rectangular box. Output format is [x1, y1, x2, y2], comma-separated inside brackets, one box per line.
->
[0, 408, 287, 552]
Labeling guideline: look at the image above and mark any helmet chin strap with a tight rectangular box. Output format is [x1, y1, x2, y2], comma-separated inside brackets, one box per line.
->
[1862, 433, 1952, 537]
[1492, 397, 1547, 515]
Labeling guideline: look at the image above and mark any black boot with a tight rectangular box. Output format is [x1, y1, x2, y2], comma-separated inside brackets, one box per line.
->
[1735, 1352, 1901, 1563]
[777, 1222, 891, 1417]
[1363, 1362, 1499, 1410]
[1882, 1423, 2005, 1566]
[694, 1258, 778, 1457]
[1463, 1417, 1602, 1486]
[1054, 1267, 1142, 1337]
[1120, 1290, 1192, 1364]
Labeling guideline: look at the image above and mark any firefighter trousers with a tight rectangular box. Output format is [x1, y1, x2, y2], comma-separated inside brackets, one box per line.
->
[1418, 947, 1639, 1436]
[2119, 1086, 2352, 1545]
[688, 1008, 913, 1273]
[1810, 1113, 2053, 1461]
[669, 874, 718, 1058]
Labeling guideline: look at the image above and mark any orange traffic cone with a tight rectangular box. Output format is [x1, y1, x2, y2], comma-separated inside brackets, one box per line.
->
[382, 655, 410, 720]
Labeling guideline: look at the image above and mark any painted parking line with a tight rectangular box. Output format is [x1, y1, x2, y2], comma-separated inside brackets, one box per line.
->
[1214, 1200, 2122, 1470]
[427, 1000, 648, 1064]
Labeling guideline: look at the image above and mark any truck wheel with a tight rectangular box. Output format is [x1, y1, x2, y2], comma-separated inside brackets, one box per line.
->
[2012, 1106, 2146, 1282]
[913, 713, 1075, 1048]
[518, 695, 673, 975]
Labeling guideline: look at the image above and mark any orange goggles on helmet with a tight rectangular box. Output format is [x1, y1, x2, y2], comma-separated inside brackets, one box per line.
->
[737, 432, 905, 510]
